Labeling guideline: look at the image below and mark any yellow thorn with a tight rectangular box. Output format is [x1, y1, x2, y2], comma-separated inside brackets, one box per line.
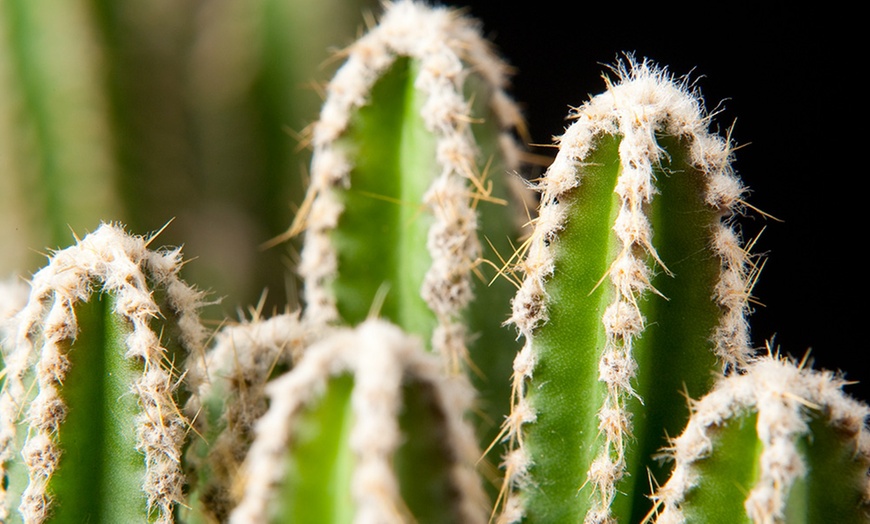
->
[145, 218, 175, 248]
[783, 390, 822, 410]
[481, 236, 522, 288]
[367, 282, 391, 320]
[738, 198, 783, 222]
[261, 186, 319, 250]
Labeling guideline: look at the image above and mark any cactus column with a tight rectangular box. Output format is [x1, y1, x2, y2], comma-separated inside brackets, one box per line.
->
[290, 0, 527, 496]
[0, 224, 206, 523]
[651, 354, 870, 523]
[500, 60, 755, 523]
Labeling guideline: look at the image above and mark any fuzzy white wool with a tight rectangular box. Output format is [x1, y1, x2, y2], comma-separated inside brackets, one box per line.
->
[0, 277, 28, 333]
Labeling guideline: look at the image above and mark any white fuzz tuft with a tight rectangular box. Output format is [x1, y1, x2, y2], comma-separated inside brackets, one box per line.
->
[0, 278, 30, 520]
[295, 0, 523, 371]
[0, 224, 206, 523]
[500, 57, 753, 521]
[230, 319, 488, 524]
[183, 310, 312, 518]
[649, 354, 870, 523]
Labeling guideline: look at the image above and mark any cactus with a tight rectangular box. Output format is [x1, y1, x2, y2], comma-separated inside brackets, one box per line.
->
[0, 224, 207, 522]
[0, 1, 868, 523]
[650, 352, 870, 523]
[498, 59, 757, 523]
[223, 2, 527, 519]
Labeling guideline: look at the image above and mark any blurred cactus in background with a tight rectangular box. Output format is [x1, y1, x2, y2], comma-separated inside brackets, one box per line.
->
[0, 0, 377, 313]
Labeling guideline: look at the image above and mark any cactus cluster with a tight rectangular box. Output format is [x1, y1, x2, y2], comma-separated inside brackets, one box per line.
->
[1, 1, 868, 523]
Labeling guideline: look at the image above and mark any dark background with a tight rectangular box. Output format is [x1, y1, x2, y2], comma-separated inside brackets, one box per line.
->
[438, 3, 868, 401]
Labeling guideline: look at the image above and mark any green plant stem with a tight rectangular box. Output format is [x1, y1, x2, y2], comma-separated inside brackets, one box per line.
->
[48, 294, 146, 522]
[1, 0, 118, 253]
[676, 412, 760, 524]
[522, 135, 620, 522]
[280, 375, 355, 523]
[332, 57, 437, 335]
[622, 135, 722, 519]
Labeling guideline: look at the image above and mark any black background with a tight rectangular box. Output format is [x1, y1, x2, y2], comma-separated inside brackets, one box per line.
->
[437, 2, 868, 401]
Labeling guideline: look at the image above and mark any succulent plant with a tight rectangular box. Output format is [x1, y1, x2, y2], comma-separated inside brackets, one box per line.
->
[1, 1, 867, 523]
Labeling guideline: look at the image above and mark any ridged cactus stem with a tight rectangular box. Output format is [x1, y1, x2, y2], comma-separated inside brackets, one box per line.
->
[0, 224, 206, 522]
[651, 353, 870, 523]
[500, 59, 755, 523]
[294, 0, 524, 371]
[230, 319, 487, 523]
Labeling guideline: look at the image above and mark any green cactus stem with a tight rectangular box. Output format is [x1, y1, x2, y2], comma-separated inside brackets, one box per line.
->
[499, 59, 757, 523]
[0, 224, 206, 523]
[292, 0, 525, 370]
[649, 353, 870, 523]
[230, 319, 487, 523]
